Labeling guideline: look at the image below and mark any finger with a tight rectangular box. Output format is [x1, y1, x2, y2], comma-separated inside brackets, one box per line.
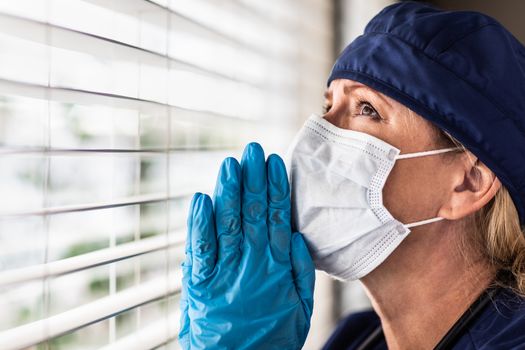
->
[241, 142, 269, 255]
[267, 153, 292, 263]
[291, 232, 315, 316]
[184, 192, 200, 270]
[179, 193, 200, 348]
[213, 157, 242, 266]
[191, 193, 218, 284]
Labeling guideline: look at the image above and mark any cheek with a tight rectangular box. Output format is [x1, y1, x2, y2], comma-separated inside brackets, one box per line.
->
[382, 158, 450, 223]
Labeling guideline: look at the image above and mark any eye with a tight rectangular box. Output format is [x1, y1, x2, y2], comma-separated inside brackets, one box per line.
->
[355, 99, 382, 121]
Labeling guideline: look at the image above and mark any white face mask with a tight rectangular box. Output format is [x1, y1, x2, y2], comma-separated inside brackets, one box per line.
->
[285, 113, 460, 281]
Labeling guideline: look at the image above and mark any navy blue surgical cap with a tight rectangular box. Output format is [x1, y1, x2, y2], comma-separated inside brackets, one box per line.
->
[327, 1, 525, 226]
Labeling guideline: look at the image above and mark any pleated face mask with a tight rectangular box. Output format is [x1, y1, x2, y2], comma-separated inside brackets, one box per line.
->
[285, 114, 460, 281]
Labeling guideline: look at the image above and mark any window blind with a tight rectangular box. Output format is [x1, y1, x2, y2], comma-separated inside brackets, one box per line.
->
[0, 0, 333, 349]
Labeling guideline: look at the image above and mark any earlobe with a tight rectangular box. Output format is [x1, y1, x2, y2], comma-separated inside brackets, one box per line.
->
[438, 158, 501, 220]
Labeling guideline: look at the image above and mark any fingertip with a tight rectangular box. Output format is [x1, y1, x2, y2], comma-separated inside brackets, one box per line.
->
[241, 142, 265, 163]
[213, 157, 241, 206]
[291, 231, 309, 250]
[224, 156, 240, 166]
[201, 193, 213, 208]
[189, 192, 202, 211]
[241, 142, 267, 193]
[247, 141, 264, 153]
[189, 192, 204, 215]
[267, 153, 285, 175]
[186, 192, 203, 254]
[192, 193, 213, 229]
[268, 153, 284, 164]
[291, 231, 302, 243]
[222, 157, 241, 180]
[220, 156, 239, 170]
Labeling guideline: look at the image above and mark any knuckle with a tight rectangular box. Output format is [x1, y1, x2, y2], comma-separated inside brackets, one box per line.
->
[218, 212, 241, 234]
[194, 239, 213, 255]
[269, 185, 288, 202]
[242, 197, 266, 222]
[269, 208, 286, 225]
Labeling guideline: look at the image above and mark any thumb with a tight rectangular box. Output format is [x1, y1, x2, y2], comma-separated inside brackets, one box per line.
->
[290, 232, 315, 316]
[178, 193, 200, 349]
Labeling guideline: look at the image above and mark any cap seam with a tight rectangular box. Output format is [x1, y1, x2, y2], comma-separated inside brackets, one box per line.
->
[432, 22, 499, 56]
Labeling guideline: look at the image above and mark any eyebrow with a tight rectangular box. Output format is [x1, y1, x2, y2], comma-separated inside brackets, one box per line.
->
[324, 85, 393, 109]
[357, 85, 393, 109]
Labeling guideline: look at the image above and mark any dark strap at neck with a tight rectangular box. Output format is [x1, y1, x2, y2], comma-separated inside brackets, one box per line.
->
[356, 286, 501, 350]
[356, 324, 383, 350]
[434, 285, 500, 349]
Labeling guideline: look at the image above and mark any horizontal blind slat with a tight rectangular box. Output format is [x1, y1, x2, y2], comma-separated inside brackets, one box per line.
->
[0, 274, 182, 350]
[0, 10, 303, 89]
[0, 232, 185, 286]
[97, 311, 180, 350]
[0, 78, 259, 122]
[0, 192, 194, 217]
[0, 145, 239, 155]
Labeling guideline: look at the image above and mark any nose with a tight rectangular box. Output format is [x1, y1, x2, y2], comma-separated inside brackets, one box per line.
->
[322, 108, 350, 130]
[323, 113, 338, 127]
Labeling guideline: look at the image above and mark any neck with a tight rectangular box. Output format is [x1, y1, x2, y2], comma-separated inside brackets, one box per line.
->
[360, 221, 495, 349]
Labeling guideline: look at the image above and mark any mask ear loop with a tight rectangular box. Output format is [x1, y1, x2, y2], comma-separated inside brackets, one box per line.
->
[396, 147, 461, 160]
[395, 146, 462, 228]
[405, 216, 444, 228]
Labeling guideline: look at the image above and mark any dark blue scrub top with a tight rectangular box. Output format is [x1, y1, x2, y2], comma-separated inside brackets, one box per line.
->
[322, 287, 525, 349]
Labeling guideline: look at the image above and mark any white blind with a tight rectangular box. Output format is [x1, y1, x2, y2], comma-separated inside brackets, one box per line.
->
[0, 0, 333, 349]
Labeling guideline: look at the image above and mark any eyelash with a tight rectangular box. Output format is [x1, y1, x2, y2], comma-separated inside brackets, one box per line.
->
[322, 99, 382, 121]
[355, 99, 382, 121]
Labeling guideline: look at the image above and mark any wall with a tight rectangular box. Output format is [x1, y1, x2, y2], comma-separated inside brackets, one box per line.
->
[427, 0, 525, 44]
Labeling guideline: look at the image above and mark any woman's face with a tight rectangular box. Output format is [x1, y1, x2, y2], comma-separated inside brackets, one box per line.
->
[322, 78, 461, 225]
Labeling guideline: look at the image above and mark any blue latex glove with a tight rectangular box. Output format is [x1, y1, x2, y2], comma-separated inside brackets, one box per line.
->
[178, 142, 315, 350]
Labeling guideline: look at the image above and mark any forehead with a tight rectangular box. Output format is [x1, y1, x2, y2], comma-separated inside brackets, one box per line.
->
[325, 79, 395, 107]
[326, 79, 383, 97]
[328, 78, 368, 89]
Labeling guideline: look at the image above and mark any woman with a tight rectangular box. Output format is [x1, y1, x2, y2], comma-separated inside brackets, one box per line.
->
[179, 2, 525, 349]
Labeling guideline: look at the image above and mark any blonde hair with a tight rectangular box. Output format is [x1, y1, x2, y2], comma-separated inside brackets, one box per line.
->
[439, 129, 525, 296]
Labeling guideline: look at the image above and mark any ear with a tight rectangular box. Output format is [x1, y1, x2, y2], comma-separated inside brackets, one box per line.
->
[438, 154, 501, 220]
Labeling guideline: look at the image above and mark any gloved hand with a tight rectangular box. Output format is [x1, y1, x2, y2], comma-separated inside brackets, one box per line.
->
[178, 142, 315, 350]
